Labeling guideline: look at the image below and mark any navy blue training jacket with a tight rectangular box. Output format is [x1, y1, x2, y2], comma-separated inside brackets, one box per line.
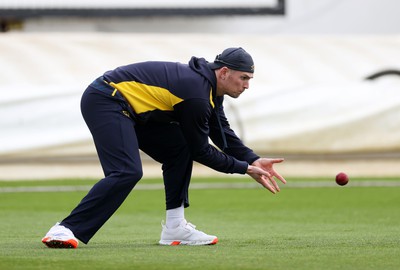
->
[103, 56, 259, 174]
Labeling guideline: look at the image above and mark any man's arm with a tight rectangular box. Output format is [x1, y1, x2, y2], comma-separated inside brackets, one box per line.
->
[208, 97, 259, 164]
[210, 98, 286, 193]
[174, 99, 249, 174]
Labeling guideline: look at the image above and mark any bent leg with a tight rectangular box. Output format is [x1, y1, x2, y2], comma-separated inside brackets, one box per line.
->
[135, 122, 193, 210]
[61, 87, 142, 244]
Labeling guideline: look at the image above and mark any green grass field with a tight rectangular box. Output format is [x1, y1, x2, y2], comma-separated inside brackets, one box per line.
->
[1, 177, 399, 270]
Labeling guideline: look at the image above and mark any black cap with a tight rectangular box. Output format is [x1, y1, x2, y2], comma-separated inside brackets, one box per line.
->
[209, 47, 254, 73]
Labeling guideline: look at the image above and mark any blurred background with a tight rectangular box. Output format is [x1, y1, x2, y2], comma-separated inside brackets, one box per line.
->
[1, 0, 400, 180]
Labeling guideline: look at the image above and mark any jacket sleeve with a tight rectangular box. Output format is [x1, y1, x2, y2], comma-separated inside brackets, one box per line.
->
[174, 99, 249, 174]
[209, 97, 260, 164]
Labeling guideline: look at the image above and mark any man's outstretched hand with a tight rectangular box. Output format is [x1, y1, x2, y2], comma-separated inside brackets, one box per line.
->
[246, 158, 286, 194]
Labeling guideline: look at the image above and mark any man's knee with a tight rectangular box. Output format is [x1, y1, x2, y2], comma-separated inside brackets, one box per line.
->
[109, 167, 143, 188]
[123, 167, 143, 182]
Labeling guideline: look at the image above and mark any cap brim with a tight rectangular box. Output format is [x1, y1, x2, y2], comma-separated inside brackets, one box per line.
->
[208, 62, 223, 70]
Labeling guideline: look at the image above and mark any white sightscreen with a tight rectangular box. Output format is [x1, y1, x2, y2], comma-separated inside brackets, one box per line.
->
[0, 0, 278, 9]
[1, 33, 400, 155]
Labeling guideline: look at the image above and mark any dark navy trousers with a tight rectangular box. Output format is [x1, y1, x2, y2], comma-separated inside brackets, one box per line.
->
[61, 78, 193, 244]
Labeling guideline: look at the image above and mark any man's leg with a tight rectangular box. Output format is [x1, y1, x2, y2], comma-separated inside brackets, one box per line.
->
[135, 122, 192, 210]
[135, 122, 218, 245]
[44, 86, 143, 246]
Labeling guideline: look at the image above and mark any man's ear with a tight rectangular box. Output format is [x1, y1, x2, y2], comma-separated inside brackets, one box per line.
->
[218, 67, 229, 79]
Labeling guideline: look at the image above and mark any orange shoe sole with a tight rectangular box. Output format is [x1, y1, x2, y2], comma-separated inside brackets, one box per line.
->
[209, 238, 219, 245]
[165, 237, 218, 246]
[42, 237, 78, 249]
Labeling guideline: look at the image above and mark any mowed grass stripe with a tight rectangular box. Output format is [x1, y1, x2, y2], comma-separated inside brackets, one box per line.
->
[1, 180, 400, 193]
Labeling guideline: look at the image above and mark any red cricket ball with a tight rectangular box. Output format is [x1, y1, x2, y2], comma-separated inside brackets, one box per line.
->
[335, 172, 349, 186]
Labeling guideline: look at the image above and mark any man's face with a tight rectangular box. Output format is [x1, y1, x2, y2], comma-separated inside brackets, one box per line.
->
[217, 68, 253, 98]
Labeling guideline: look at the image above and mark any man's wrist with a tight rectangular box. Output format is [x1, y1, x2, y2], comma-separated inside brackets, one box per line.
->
[251, 158, 261, 166]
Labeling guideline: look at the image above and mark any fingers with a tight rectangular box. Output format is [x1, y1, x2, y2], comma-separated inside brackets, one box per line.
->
[249, 164, 286, 194]
[260, 175, 277, 194]
[273, 170, 287, 184]
[260, 175, 280, 194]
[270, 176, 281, 191]
[261, 158, 286, 184]
[270, 158, 284, 164]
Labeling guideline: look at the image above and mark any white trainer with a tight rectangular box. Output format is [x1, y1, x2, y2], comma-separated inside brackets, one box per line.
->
[159, 220, 218, 246]
[41, 222, 79, 248]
